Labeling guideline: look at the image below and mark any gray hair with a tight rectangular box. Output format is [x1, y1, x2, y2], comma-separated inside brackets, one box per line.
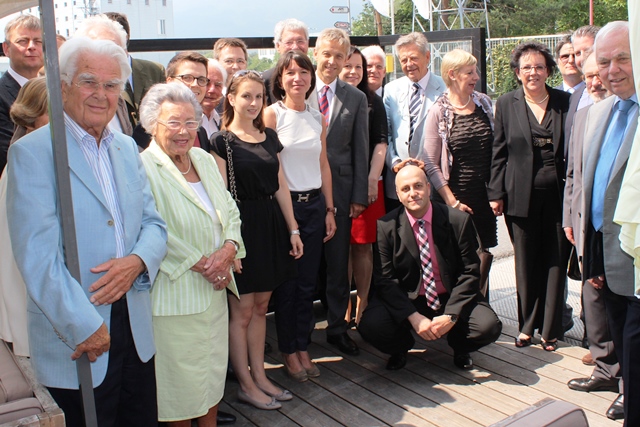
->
[361, 45, 385, 64]
[75, 14, 128, 50]
[208, 58, 228, 83]
[594, 20, 629, 51]
[59, 36, 131, 85]
[273, 18, 309, 47]
[572, 25, 600, 43]
[139, 82, 203, 135]
[316, 28, 350, 53]
[395, 32, 429, 55]
[4, 14, 41, 42]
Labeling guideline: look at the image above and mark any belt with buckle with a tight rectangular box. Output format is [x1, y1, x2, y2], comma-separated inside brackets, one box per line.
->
[532, 137, 553, 147]
[291, 189, 321, 202]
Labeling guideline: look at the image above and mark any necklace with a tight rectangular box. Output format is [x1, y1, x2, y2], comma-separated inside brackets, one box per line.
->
[450, 95, 472, 109]
[525, 93, 549, 104]
[179, 157, 192, 175]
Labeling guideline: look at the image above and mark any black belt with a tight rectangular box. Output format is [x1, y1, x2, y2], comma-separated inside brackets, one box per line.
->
[291, 189, 321, 202]
[532, 137, 553, 147]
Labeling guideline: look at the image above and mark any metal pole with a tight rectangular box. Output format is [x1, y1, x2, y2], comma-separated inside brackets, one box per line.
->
[589, 0, 594, 25]
[38, 1, 98, 426]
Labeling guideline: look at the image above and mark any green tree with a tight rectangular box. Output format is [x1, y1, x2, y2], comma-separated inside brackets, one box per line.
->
[351, 0, 429, 36]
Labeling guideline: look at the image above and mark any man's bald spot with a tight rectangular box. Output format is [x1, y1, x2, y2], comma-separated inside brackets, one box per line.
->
[395, 164, 427, 188]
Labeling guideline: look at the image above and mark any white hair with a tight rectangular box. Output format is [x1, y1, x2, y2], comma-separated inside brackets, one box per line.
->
[361, 45, 385, 64]
[139, 82, 203, 135]
[59, 36, 131, 84]
[273, 18, 309, 47]
[75, 14, 127, 50]
[207, 58, 228, 82]
[594, 20, 629, 52]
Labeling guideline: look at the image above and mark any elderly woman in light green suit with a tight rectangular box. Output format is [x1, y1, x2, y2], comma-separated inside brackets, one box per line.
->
[139, 82, 245, 427]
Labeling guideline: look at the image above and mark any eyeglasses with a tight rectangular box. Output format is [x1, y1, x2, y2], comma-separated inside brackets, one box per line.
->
[74, 79, 124, 94]
[172, 74, 210, 87]
[558, 53, 575, 63]
[157, 119, 200, 131]
[232, 69, 263, 80]
[281, 39, 307, 48]
[520, 65, 547, 74]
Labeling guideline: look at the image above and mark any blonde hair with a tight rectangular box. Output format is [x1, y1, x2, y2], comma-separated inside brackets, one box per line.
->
[10, 77, 48, 129]
[441, 49, 477, 87]
[316, 28, 350, 53]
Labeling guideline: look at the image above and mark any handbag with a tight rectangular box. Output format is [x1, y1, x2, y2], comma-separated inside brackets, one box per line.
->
[567, 246, 581, 281]
[222, 131, 241, 205]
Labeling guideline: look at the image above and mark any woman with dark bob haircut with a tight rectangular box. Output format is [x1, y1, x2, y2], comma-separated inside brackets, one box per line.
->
[264, 51, 336, 382]
[488, 41, 570, 352]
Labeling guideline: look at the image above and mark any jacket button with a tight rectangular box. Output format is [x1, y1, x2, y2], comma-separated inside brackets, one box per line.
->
[107, 220, 114, 226]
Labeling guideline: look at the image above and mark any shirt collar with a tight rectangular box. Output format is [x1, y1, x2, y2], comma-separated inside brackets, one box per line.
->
[7, 66, 30, 87]
[64, 112, 115, 149]
[406, 202, 433, 228]
[614, 93, 639, 106]
[412, 71, 431, 93]
[316, 75, 338, 95]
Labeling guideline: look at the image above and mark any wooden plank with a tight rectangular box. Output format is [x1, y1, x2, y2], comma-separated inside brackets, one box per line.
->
[223, 382, 301, 427]
[218, 401, 258, 427]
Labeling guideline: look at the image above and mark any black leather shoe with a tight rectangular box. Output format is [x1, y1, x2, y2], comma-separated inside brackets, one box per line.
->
[606, 394, 624, 420]
[327, 332, 359, 356]
[386, 352, 407, 370]
[567, 376, 619, 392]
[453, 353, 473, 370]
[217, 410, 237, 425]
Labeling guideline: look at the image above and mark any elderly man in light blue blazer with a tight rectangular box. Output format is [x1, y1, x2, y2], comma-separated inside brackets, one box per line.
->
[6, 37, 167, 426]
[383, 32, 445, 209]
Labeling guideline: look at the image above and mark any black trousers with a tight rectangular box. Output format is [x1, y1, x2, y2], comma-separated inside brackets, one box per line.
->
[48, 298, 158, 427]
[358, 294, 502, 356]
[323, 214, 353, 335]
[505, 188, 570, 341]
[274, 194, 326, 353]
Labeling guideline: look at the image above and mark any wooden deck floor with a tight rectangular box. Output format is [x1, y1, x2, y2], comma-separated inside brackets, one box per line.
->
[218, 315, 622, 427]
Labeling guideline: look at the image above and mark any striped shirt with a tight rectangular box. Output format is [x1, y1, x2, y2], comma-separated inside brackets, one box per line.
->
[64, 113, 125, 257]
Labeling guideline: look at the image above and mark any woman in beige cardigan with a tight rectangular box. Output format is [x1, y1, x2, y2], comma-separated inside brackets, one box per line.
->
[139, 82, 245, 427]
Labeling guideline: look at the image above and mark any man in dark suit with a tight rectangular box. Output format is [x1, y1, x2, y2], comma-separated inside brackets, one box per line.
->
[105, 12, 166, 128]
[1, 14, 43, 172]
[306, 28, 369, 356]
[358, 162, 501, 370]
[554, 35, 583, 95]
[580, 21, 638, 424]
[263, 18, 309, 106]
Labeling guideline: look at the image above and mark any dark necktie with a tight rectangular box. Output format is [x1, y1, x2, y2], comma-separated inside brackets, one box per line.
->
[417, 219, 440, 310]
[319, 85, 330, 126]
[591, 99, 636, 231]
[408, 83, 421, 146]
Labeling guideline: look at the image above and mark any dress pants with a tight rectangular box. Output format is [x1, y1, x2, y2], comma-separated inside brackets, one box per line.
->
[505, 188, 570, 341]
[323, 214, 353, 336]
[358, 294, 502, 356]
[582, 281, 620, 382]
[274, 194, 325, 353]
[48, 298, 158, 427]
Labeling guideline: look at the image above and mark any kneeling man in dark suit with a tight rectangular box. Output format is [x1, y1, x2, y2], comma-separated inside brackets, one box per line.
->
[358, 162, 502, 370]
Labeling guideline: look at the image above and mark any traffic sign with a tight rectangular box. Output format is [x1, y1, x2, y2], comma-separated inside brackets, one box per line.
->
[330, 6, 349, 13]
[334, 21, 351, 29]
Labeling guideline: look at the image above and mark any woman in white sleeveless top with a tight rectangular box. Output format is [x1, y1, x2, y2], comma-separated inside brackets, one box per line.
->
[264, 51, 336, 382]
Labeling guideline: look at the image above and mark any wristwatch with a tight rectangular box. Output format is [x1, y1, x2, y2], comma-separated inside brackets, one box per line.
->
[326, 207, 337, 216]
[447, 314, 458, 324]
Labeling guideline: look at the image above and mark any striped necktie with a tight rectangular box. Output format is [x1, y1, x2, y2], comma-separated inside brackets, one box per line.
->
[417, 219, 441, 310]
[408, 82, 422, 146]
[319, 85, 330, 126]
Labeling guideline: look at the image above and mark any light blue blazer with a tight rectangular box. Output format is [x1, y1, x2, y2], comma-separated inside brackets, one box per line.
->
[6, 125, 168, 388]
[383, 73, 445, 197]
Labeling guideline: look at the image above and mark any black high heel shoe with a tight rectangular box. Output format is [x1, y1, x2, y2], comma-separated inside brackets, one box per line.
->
[515, 336, 532, 348]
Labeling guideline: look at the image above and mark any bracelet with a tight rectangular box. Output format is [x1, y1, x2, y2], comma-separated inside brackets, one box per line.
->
[290, 229, 301, 236]
[224, 239, 239, 253]
[452, 200, 461, 209]
[326, 207, 337, 216]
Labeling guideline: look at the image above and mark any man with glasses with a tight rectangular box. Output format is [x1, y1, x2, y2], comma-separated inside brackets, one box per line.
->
[0, 14, 43, 172]
[6, 36, 167, 427]
[555, 35, 583, 94]
[263, 18, 310, 105]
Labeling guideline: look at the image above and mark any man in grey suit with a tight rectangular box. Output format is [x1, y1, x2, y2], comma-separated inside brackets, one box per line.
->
[307, 28, 369, 355]
[564, 52, 621, 401]
[383, 32, 445, 211]
[0, 14, 43, 172]
[579, 21, 638, 423]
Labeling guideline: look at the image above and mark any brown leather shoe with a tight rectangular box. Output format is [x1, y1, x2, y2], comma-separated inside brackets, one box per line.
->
[582, 353, 595, 366]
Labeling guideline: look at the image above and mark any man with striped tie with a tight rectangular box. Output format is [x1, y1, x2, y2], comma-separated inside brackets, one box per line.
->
[382, 33, 445, 211]
[358, 161, 501, 371]
[308, 28, 369, 356]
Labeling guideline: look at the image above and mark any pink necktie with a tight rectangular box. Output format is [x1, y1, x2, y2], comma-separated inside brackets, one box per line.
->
[417, 219, 441, 310]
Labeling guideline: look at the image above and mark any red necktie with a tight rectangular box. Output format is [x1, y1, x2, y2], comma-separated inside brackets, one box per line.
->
[319, 85, 330, 126]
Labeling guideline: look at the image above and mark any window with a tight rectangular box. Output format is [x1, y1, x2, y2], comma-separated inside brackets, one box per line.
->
[127, 0, 131, 4]
[63, 2, 67, 6]
[66, 29, 69, 37]
[158, 19, 166, 35]
[145, 0, 149, 4]
[163, 0, 167, 5]
[65, 16, 68, 21]
[54, 3, 57, 8]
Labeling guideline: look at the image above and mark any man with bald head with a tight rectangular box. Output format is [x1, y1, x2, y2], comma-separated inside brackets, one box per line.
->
[358, 161, 501, 371]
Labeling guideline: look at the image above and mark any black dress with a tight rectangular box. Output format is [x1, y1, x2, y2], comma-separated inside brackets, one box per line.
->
[211, 128, 296, 294]
[448, 105, 497, 248]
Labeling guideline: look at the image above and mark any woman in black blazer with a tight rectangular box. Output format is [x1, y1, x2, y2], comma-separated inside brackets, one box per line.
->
[488, 42, 571, 351]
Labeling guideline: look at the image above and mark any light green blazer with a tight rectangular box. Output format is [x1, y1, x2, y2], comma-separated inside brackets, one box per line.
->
[141, 141, 245, 316]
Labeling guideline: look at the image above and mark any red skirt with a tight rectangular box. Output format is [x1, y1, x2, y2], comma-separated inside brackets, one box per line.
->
[351, 180, 386, 244]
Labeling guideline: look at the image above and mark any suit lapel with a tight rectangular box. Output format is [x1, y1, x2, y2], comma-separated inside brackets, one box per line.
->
[549, 89, 564, 158]
[132, 59, 147, 105]
[116, 97, 133, 136]
[397, 210, 421, 271]
[610, 108, 639, 182]
[307, 87, 319, 111]
[328, 80, 346, 134]
[513, 88, 533, 148]
[430, 203, 449, 282]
